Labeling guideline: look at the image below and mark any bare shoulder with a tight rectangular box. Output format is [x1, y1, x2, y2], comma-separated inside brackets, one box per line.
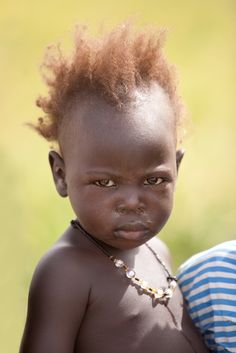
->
[28, 242, 93, 321]
[147, 236, 172, 268]
[33, 242, 92, 285]
[20, 243, 92, 353]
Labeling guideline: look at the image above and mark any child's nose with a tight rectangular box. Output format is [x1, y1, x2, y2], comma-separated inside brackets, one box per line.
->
[116, 187, 146, 215]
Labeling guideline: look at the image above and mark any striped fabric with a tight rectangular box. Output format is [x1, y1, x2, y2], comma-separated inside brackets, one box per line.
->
[177, 241, 236, 353]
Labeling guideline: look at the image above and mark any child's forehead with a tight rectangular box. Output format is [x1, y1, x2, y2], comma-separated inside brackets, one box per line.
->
[59, 83, 176, 156]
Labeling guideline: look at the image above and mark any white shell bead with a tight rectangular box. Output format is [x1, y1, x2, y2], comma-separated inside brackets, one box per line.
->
[114, 259, 124, 268]
[164, 288, 173, 298]
[140, 280, 149, 289]
[155, 288, 164, 299]
[169, 280, 177, 290]
[126, 269, 136, 279]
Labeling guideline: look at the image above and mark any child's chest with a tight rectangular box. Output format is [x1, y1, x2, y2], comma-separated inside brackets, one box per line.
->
[74, 253, 209, 353]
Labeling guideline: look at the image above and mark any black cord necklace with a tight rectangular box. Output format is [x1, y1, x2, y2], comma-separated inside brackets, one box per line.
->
[71, 219, 177, 302]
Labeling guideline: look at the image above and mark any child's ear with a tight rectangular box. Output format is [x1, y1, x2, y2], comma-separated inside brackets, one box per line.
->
[176, 149, 185, 173]
[48, 151, 68, 197]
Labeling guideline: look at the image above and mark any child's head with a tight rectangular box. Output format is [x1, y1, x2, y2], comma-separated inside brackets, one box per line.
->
[30, 23, 184, 249]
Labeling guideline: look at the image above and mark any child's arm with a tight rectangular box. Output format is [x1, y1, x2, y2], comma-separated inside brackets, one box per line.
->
[19, 247, 91, 353]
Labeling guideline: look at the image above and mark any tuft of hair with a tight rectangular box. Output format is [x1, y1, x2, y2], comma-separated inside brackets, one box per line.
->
[27, 22, 184, 145]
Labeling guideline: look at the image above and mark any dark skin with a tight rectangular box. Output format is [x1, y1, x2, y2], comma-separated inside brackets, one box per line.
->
[20, 84, 209, 353]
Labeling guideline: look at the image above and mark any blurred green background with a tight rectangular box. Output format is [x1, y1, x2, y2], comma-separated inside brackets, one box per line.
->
[1, 0, 235, 351]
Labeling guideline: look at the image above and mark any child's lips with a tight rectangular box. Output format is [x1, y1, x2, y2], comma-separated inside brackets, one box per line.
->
[114, 223, 150, 240]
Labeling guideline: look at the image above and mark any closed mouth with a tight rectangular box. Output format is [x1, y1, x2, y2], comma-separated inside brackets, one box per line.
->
[116, 223, 148, 232]
[114, 222, 150, 240]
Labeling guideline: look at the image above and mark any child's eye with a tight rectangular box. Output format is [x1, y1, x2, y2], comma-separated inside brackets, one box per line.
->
[144, 177, 164, 185]
[94, 179, 116, 187]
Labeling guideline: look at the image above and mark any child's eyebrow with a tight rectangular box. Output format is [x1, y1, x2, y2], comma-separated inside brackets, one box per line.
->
[146, 166, 173, 174]
[85, 170, 120, 176]
[85, 166, 173, 176]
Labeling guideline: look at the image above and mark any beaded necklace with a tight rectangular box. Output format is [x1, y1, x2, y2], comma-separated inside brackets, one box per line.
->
[71, 220, 177, 302]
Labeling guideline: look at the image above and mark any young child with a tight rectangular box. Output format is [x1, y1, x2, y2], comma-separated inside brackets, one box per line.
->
[19, 23, 209, 353]
[178, 241, 236, 353]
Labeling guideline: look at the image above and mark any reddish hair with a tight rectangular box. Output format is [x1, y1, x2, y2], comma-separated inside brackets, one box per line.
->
[28, 22, 184, 144]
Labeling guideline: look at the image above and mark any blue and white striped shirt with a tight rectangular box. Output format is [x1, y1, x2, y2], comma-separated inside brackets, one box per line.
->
[178, 241, 236, 353]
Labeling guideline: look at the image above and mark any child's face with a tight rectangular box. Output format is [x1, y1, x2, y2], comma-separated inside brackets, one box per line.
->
[50, 84, 183, 250]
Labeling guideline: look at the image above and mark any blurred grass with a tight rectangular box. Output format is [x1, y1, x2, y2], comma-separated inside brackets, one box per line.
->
[1, 0, 236, 351]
